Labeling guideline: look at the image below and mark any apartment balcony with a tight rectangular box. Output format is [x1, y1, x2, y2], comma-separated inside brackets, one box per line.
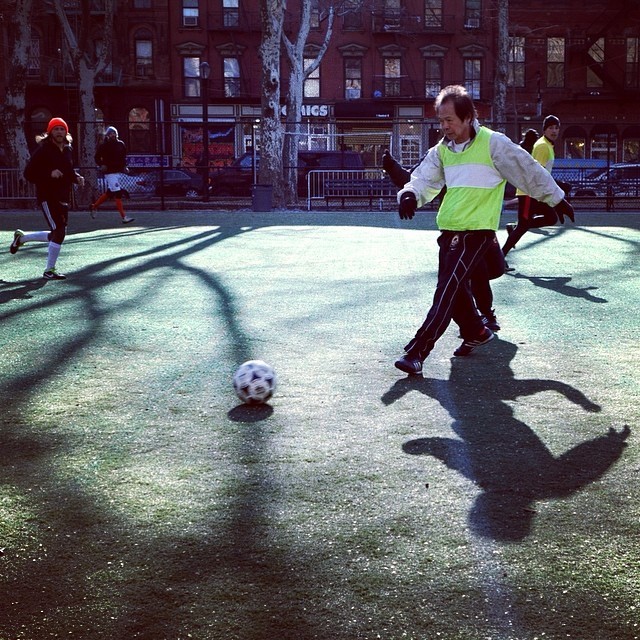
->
[46, 65, 123, 87]
[370, 11, 457, 34]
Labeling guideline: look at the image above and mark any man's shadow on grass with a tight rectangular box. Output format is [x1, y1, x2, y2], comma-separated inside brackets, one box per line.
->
[382, 339, 630, 541]
[509, 272, 608, 303]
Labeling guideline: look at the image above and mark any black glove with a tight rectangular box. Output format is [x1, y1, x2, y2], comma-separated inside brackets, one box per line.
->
[399, 192, 417, 220]
[382, 150, 411, 188]
[554, 199, 575, 224]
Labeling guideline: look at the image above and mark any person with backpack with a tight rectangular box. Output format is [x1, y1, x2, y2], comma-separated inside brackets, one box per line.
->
[10, 117, 85, 280]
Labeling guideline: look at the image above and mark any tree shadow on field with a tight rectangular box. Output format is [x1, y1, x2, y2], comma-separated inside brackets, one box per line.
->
[382, 339, 630, 541]
[509, 272, 608, 303]
[0, 278, 47, 303]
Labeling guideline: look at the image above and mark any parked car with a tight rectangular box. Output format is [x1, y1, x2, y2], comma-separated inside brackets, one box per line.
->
[573, 163, 640, 198]
[135, 169, 204, 197]
[209, 150, 365, 196]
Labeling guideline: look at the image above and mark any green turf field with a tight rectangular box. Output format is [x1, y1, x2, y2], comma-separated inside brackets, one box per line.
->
[1, 208, 638, 639]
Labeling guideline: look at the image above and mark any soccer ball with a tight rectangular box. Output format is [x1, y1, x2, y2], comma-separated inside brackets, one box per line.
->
[233, 360, 277, 404]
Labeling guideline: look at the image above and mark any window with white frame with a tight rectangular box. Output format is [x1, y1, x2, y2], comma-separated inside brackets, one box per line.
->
[183, 56, 201, 97]
[135, 34, 153, 77]
[182, 0, 199, 27]
[384, 57, 401, 96]
[464, 58, 481, 99]
[224, 57, 241, 97]
[591, 133, 616, 162]
[464, 0, 481, 28]
[344, 58, 362, 100]
[304, 58, 320, 98]
[223, 0, 239, 27]
[424, 57, 441, 98]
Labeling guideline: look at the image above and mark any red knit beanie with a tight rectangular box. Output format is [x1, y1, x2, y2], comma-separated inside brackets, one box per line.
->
[47, 117, 69, 134]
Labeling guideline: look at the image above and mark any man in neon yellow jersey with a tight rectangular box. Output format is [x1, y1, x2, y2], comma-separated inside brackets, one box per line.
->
[394, 85, 574, 375]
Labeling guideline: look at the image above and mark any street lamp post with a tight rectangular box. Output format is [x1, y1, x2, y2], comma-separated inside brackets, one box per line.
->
[200, 61, 210, 202]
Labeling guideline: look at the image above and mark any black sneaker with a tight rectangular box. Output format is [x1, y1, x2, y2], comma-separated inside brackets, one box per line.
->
[10, 229, 24, 254]
[394, 354, 423, 375]
[506, 223, 515, 236]
[482, 309, 500, 332]
[504, 261, 515, 272]
[453, 328, 494, 357]
[122, 216, 135, 224]
[43, 268, 67, 280]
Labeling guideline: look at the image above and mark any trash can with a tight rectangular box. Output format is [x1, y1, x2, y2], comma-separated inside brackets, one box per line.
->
[252, 184, 273, 212]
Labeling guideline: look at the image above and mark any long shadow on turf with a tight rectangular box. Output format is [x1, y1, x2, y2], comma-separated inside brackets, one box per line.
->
[383, 339, 630, 542]
[508, 272, 608, 302]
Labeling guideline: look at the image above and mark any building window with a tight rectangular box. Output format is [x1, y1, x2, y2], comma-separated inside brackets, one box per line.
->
[310, 0, 320, 29]
[383, 0, 401, 28]
[344, 58, 362, 100]
[591, 132, 616, 163]
[224, 57, 240, 97]
[400, 134, 421, 169]
[343, 0, 363, 30]
[384, 57, 401, 96]
[135, 38, 153, 77]
[129, 107, 151, 153]
[183, 56, 201, 97]
[623, 134, 640, 162]
[546, 37, 565, 88]
[508, 36, 525, 87]
[133, 0, 152, 8]
[424, 0, 443, 28]
[304, 58, 320, 97]
[626, 37, 639, 88]
[223, 0, 239, 27]
[28, 35, 41, 76]
[424, 58, 441, 97]
[587, 37, 605, 88]
[464, 58, 481, 99]
[182, 0, 199, 27]
[564, 135, 586, 160]
[464, 0, 481, 29]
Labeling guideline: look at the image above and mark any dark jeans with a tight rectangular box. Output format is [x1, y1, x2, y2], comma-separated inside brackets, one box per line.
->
[404, 230, 496, 360]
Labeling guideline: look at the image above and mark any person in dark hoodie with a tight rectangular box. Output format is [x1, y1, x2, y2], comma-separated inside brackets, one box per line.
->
[90, 125, 134, 224]
[11, 117, 85, 280]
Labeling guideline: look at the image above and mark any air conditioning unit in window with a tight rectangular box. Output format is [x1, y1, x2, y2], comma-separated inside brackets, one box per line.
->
[465, 18, 480, 28]
[183, 16, 199, 27]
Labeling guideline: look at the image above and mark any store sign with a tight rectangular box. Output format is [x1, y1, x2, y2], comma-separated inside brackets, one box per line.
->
[281, 104, 330, 118]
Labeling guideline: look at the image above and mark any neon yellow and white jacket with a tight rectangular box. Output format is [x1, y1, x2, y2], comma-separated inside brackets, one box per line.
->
[397, 120, 565, 231]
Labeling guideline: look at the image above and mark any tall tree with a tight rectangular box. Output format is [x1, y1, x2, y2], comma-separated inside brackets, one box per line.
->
[51, 0, 116, 176]
[493, 0, 509, 133]
[258, 0, 287, 205]
[281, 1, 334, 205]
[0, 0, 33, 172]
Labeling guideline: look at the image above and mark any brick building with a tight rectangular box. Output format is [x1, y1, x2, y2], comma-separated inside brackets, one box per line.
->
[2, 0, 639, 171]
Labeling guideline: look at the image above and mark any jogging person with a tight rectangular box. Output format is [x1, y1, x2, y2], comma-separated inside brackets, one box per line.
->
[502, 116, 569, 259]
[394, 85, 574, 375]
[11, 117, 85, 280]
[90, 126, 134, 224]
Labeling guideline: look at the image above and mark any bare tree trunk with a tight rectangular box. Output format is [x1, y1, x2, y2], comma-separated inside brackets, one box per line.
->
[493, 0, 509, 133]
[282, 3, 334, 206]
[259, 0, 287, 207]
[0, 0, 33, 177]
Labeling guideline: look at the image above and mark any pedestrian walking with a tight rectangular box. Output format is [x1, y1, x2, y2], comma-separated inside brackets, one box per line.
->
[90, 126, 134, 224]
[11, 117, 85, 280]
[394, 85, 574, 375]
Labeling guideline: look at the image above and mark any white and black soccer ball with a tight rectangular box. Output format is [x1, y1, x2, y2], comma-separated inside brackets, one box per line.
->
[233, 360, 277, 404]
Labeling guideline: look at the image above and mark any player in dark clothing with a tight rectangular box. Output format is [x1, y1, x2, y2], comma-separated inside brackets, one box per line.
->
[11, 117, 85, 280]
[90, 126, 134, 224]
[382, 149, 503, 331]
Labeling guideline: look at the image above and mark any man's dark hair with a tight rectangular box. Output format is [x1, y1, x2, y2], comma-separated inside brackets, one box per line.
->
[434, 85, 477, 122]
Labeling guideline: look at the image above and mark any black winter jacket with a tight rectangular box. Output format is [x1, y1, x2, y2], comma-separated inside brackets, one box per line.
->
[24, 138, 81, 204]
[95, 138, 127, 173]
